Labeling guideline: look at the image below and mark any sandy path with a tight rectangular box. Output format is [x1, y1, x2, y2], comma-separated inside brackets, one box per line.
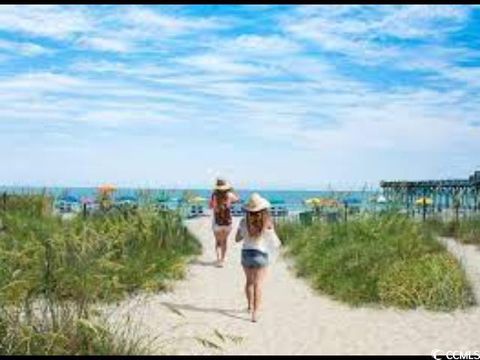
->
[438, 237, 480, 303]
[105, 217, 480, 355]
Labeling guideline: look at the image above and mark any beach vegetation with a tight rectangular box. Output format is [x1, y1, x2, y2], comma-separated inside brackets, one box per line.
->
[423, 215, 480, 246]
[454, 216, 480, 245]
[0, 194, 200, 354]
[277, 213, 475, 311]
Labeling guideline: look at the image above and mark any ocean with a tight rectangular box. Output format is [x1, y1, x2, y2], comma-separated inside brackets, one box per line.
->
[0, 186, 379, 212]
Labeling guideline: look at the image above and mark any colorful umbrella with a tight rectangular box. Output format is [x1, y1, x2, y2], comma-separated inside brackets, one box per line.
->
[415, 197, 433, 206]
[323, 199, 340, 207]
[305, 198, 339, 207]
[156, 194, 170, 203]
[81, 197, 94, 204]
[189, 196, 207, 203]
[59, 195, 79, 203]
[304, 198, 320, 206]
[99, 183, 116, 193]
[117, 195, 137, 203]
[343, 196, 362, 206]
[269, 197, 285, 205]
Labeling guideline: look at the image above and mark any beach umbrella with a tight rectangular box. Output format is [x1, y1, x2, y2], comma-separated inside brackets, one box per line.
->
[343, 196, 362, 206]
[376, 195, 387, 204]
[59, 195, 79, 203]
[304, 197, 319, 206]
[156, 194, 170, 203]
[98, 183, 116, 193]
[416, 196, 433, 222]
[81, 197, 94, 204]
[415, 197, 433, 206]
[189, 196, 207, 203]
[80, 197, 94, 217]
[304, 197, 321, 206]
[269, 196, 285, 205]
[342, 196, 361, 222]
[117, 195, 137, 203]
[305, 197, 339, 207]
[323, 199, 340, 207]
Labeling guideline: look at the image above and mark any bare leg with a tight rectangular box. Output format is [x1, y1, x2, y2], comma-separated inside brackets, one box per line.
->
[213, 231, 222, 263]
[243, 266, 254, 312]
[252, 266, 268, 322]
[220, 228, 231, 263]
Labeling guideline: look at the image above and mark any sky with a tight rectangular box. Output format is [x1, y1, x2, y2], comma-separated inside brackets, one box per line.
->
[0, 5, 479, 190]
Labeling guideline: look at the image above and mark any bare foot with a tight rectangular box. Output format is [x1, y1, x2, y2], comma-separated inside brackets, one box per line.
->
[251, 311, 258, 322]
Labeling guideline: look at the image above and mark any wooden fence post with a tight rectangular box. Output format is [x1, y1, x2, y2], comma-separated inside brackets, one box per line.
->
[2, 192, 6, 212]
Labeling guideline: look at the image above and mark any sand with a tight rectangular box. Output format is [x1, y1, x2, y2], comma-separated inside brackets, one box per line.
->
[104, 216, 480, 355]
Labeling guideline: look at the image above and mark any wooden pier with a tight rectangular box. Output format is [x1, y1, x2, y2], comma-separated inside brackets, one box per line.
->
[380, 170, 480, 213]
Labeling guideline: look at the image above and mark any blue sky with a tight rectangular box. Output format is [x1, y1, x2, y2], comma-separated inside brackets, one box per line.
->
[1, 5, 480, 190]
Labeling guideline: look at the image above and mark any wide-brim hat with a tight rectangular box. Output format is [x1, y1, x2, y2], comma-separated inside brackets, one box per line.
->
[214, 178, 232, 191]
[243, 193, 271, 212]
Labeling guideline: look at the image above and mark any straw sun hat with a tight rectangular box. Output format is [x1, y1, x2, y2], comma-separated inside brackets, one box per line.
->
[214, 178, 232, 191]
[244, 193, 271, 213]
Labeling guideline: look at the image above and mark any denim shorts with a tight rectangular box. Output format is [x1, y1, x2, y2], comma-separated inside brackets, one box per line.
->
[241, 249, 269, 268]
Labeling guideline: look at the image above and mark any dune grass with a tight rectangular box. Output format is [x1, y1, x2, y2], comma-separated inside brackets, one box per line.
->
[0, 194, 200, 354]
[451, 217, 480, 246]
[277, 213, 475, 311]
[423, 215, 480, 246]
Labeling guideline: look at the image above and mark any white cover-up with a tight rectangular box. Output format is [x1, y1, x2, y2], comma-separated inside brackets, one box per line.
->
[236, 218, 282, 263]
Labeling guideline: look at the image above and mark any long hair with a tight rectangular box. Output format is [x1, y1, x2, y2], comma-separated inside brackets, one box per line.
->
[246, 209, 272, 239]
[214, 189, 228, 208]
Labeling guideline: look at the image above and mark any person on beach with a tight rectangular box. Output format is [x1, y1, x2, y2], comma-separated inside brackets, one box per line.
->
[235, 193, 282, 323]
[209, 178, 240, 267]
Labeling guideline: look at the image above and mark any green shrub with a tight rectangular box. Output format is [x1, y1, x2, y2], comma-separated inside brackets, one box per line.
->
[277, 213, 475, 311]
[378, 253, 475, 311]
[0, 308, 150, 355]
[423, 215, 480, 246]
[0, 195, 201, 354]
[456, 217, 480, 245]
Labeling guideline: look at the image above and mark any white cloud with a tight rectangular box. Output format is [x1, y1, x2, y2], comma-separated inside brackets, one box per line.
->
[0, 72, 86, 92]
[379, 5, 470, 39]
[282, 5, 474, 64]
[0, 5, 230, 54]
[1, 5, 479, 186]
[176, 54, 265, 77]
[121, 6, 225, 33]
[0, 39, 53, 56]
[221, 34, 302, 56]
[76, 36, 131, 53]
[0, 5, 92, 39]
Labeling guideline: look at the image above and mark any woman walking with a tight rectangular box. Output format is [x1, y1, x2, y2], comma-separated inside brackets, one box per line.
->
[236, 193, 282, 322]
[209, 178, 239, 267]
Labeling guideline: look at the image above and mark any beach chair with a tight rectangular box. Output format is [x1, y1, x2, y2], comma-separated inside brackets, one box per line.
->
[269, 198, 288, 218]
[56, 196, 80, 214]
[188, 204, 205, 218]
[231, 202, 244, 217]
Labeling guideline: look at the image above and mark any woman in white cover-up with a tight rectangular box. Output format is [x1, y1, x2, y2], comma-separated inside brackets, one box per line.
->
[235, 193, 282, 322]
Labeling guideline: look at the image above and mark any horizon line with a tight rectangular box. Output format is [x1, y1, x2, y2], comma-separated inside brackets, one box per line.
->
[0, 183, 382, 192]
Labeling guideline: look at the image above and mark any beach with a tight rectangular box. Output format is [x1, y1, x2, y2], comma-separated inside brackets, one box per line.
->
[103, 216, 480, 355]
[2, 3, 480, 356]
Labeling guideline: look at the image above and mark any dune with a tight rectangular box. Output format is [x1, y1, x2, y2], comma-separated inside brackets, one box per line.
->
[104, 216, 480, 355]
